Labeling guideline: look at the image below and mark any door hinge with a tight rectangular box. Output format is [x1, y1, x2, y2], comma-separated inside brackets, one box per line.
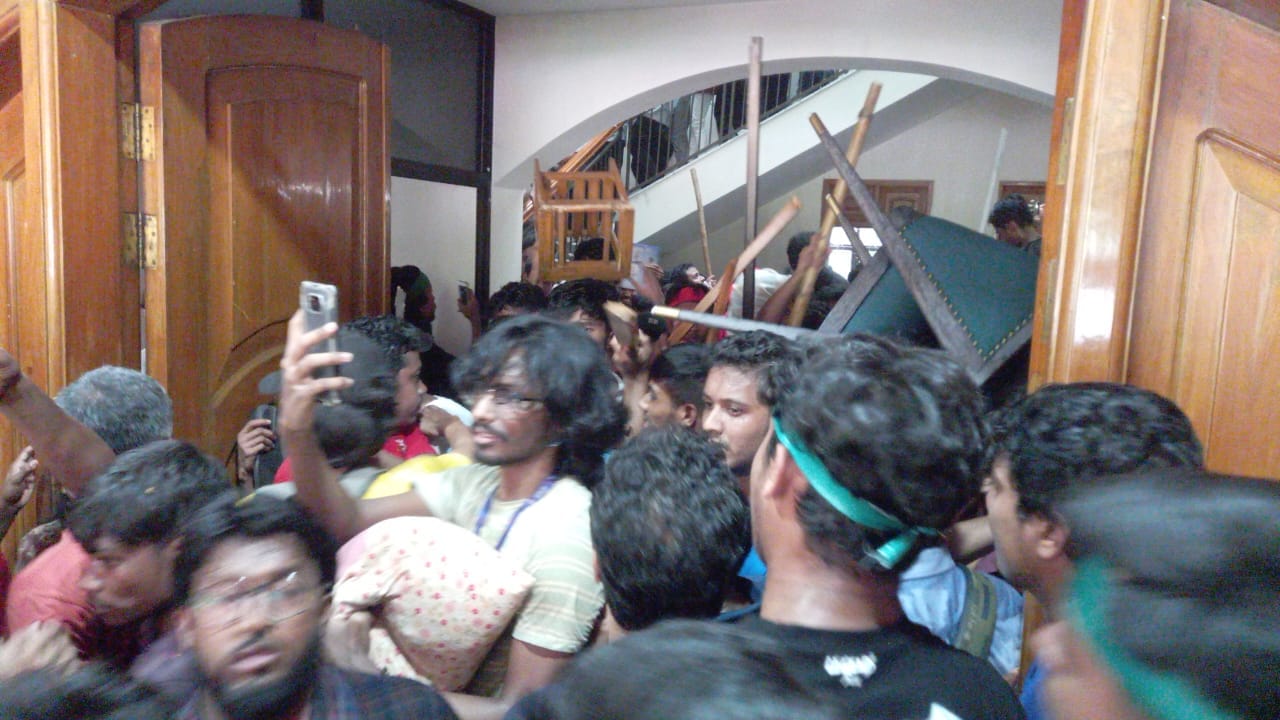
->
[119, 102, 156, 161]
[123, 212, 159, 268]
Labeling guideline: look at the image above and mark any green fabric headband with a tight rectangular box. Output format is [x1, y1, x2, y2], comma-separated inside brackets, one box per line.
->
[770, 415, 937, 570]
[1068, 557, 1239, 720]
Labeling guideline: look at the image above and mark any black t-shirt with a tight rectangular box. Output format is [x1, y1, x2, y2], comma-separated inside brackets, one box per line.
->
[737, 616, 1024, 720]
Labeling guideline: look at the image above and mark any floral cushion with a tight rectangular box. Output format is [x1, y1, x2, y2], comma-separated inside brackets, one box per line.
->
[332, 516, 534, 690]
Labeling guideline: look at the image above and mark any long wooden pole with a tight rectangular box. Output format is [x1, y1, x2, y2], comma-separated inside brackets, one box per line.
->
[786, 83, 881, 327]
[653, 305, 819, 342]
[742, 37, 763, 319]
[690, 168, 712, 276]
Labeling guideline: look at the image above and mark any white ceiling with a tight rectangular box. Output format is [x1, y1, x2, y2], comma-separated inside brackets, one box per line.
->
[462, 0, 759, 16]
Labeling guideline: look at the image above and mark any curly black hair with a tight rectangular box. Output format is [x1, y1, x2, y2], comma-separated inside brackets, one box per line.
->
[594, 427, 749, 630]
[986, 382, 1202, 518]
[546, 279, 620, 327]
[450, 314, 627, 488]
[771, 334, 987, 573]
[709, 331, 801, 407]
[68, 440, 228, 550]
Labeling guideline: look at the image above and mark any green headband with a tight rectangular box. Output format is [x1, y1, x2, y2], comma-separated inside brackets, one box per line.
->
[1068, 558, 1239, 720]
[771, 415, 937, 570]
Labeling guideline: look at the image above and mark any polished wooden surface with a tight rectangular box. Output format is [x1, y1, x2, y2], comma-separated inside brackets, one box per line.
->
[0, 52, 32, 562]
[1128, 0, 1280, 477]
[1036, 0, 1166, 385]
[3, 0, 59, 559]
[140, 14, 388, 456]
[56, 5, 132, 381]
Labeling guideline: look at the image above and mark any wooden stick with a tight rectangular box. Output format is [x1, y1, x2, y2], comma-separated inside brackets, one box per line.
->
[787, 84, 881, 327]
[653, 305, 818, 342]
[699, 196, 800, 313]
[742, 36, 763, 319]
[604, 301, 637, 351]
[706, 258, 737, 344]
[690, 168, 712, 277]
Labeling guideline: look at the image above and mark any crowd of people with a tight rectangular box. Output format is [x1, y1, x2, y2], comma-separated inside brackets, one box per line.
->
[0, 246, 1275, 720]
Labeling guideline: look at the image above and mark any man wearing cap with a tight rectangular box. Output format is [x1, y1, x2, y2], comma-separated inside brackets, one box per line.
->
[737, 335, 1022, 718]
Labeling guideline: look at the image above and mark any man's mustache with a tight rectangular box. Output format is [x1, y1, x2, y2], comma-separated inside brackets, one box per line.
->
[472, 423, 508, 442]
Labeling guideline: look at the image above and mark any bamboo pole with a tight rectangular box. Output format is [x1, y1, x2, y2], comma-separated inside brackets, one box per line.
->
[742, 37, 763, 319]
[690, 168, 712, 277]
[786, 83, 881, 327]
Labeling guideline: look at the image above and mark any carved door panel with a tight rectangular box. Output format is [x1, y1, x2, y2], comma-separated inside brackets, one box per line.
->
[139, 15, 388, 456]
[1, 66, 32, 559]
[1126, 1, 1280, 477]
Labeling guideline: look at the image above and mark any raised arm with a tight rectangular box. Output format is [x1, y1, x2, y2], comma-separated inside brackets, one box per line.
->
[0, 350, 115, 497]
[276, 312, 430, 543]
[756, 237, 829, 325]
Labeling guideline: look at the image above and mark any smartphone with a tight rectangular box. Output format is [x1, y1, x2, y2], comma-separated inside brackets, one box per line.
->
[300, 281, 341, 405]
[458, 281, 473, 305]
[249, 404, 284, 488]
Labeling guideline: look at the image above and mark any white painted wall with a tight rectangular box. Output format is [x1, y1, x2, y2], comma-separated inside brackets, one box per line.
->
[488, 0, 1062, 290]
[682, 88, 1053, 272]
[390, 178, 477, 357]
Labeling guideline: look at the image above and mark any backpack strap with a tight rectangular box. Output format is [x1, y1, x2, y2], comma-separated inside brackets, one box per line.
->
[954, 564, 998, 661]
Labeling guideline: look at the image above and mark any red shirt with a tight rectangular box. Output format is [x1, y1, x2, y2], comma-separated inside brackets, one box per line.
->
[273, 426, 437, 484]
[7, 530, 154, 664]
[6, 530, 94, 650]
[0, 553, 9, 636]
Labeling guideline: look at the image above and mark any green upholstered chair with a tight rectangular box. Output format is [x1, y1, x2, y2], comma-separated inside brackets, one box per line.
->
[820, 213, 1038, 384]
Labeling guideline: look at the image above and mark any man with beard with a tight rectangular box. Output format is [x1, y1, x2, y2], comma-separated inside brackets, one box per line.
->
[702, 331, 799, 491]
[280, 312, 626, 720]
[173, 492, 457, 720]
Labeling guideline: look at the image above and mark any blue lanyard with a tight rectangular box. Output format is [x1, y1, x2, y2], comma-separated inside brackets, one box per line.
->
[473, 475, 557, 550]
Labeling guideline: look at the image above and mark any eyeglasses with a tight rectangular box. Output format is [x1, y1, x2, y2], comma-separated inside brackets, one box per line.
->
[188, 571, 322, 629]
[463, 386, 546, 414]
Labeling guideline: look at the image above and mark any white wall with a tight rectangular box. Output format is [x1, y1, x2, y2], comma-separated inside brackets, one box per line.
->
[683, 88, 1053, 272]
[390, 178, 477, 357]
[488, 0, 1062, 290]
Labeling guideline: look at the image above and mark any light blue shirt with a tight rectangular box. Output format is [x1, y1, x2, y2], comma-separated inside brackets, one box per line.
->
[897, 546, 1024, 676]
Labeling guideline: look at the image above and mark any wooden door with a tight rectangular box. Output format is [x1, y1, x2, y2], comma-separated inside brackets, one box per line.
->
[1, 27, 31, 560]
[139, 15, 388, 456]
[1126, 1, 1280, 477]
[1037, 0, 1280, 478]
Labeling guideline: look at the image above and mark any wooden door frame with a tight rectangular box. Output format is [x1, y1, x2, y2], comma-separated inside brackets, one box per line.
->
[1030, 0, 1167, 386]
[16, 0, 138, 385]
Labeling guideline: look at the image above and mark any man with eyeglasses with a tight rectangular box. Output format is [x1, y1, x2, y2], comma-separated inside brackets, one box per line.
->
[173, 492, 457, 720]
[280, 312, 627, 720]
